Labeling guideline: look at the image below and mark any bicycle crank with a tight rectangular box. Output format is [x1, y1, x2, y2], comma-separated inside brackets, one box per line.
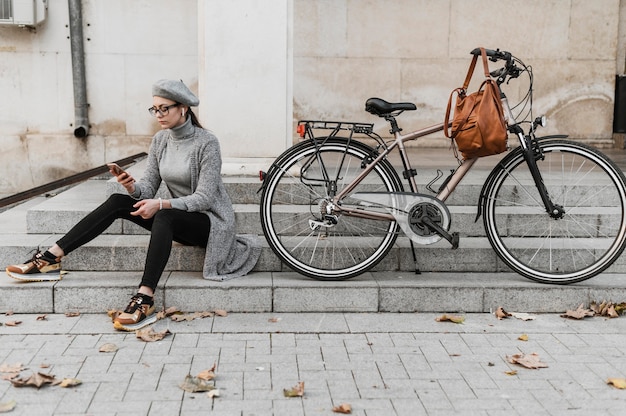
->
[352, 192, 458, 247]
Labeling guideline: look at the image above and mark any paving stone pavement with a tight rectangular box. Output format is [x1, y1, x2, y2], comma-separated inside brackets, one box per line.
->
[1, 312, 626, 415]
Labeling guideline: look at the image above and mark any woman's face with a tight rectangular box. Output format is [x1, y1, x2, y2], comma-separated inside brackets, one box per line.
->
[151, 96, 187, 129]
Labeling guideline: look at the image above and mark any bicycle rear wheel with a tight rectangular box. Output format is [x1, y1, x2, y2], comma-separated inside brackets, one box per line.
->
[260, 138, 403, 280]
[482, 139, 626, 284]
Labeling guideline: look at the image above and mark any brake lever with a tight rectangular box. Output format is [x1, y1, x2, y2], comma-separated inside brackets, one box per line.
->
[490, 67, 507, 78]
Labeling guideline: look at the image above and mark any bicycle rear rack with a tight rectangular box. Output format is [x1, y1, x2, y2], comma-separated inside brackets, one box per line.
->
[297, 120, 374, 135]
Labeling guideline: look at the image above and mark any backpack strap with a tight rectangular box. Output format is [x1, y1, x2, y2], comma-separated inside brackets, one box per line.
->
[443, 87, 462, 138]
[479, 47, 490, 78]
[462, 52, 479, 90]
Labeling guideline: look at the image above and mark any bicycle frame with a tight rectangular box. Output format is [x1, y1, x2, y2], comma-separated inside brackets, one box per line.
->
[328, 121, 477, 222]
[328, 94, 542, 222]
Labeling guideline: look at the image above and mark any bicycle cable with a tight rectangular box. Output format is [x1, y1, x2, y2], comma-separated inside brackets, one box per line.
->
[508, 56, 534, 128]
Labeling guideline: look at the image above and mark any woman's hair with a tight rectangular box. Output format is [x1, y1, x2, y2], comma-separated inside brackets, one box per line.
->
[187, 107, 203, 128]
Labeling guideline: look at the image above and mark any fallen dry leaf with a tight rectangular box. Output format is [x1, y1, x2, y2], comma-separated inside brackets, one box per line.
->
[435, 314, 465, 324]
[607, 378, 626, 389]
[4, 311, 13, 316]
[561, 304, 594, 320]
[4, 321, 22, 327]
[197, 363, 217, 381]
[0, 400, 16, 413]
[495, 306, 510, 320]
[207, 389, 220, 399]
[36, 315, 48, 321]
[504, 370, 518, 376]
[156, 306, 181, 320]
[64, 311, 80, 318]
[57, 378, 82, 388]
[171, 311, 212, 322]
[605, 305, 618, 318]
[99, 343, 118, 353]
[510, 312, 536, 321]
[107, 309, 122, 322]
[591, 301, 626, 318]
[268, 317, 282, 323]
[518, 334, 529, 341]
[171, 314, 196, 322]
[10, 372, 57, 389]
[283, 381, 305, 397]
[332, 403, 352, 414]
[507, 353, 548, 369]
[136, 328, 171, 342]
[179, 374, 215, 393]
[214, 309, 228, 317]
[0, 363, 24, 373]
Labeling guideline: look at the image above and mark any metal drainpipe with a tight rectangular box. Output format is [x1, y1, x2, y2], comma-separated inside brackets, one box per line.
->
[68, 0, 89, 138]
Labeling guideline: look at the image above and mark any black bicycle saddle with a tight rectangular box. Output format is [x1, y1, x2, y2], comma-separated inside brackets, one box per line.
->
[365, 97, 417, 116]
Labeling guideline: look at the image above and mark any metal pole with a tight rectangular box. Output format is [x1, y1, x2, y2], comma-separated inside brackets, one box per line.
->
[68, 0, 89, 138]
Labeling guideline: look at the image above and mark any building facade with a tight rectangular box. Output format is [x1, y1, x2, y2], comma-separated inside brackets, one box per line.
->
[0, 0, 624, 195]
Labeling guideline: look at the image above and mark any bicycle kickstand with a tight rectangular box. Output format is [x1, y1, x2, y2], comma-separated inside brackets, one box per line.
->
[409, 240, 421, 275]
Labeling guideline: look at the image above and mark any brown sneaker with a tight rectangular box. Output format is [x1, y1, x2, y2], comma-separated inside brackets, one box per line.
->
[113, 294, 156, 331]
[6, 250, 62, 282]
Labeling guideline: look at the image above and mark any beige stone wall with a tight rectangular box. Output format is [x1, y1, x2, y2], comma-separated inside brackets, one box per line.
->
[0, 0, 623, 195]
[294, 0, 621, 146]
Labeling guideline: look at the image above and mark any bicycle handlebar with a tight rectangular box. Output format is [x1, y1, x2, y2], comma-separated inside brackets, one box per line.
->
[470, 47, 523, 84]
[470, 47, 512, 62]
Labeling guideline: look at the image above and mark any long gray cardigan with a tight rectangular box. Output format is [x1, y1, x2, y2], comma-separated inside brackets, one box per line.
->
[133, 126, 261, 281]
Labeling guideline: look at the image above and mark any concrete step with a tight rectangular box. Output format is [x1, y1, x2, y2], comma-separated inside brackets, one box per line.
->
[23, 157, 621, 239]
[1, 232, 624, 275]
[1, 269, 625, 315]
[25, 179, 264, 235]
[26, 180, 620, 239]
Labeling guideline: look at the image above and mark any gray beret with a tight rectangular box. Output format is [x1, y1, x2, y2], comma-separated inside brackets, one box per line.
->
[152, 79, 199, 107]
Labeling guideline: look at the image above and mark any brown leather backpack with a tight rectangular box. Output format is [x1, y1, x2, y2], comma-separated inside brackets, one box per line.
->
[444, 47, 508, 159]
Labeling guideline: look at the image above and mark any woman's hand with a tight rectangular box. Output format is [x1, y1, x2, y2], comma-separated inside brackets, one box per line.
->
[130, 199, 161, 219]
[115, 171, 136, 194]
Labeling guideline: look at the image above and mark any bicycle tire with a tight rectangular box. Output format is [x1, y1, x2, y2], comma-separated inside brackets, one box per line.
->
[482, 138, 626, 284]
[260, 138, 403, 280]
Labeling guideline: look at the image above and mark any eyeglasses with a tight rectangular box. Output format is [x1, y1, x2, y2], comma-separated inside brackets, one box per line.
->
[148, 103, 179, 117]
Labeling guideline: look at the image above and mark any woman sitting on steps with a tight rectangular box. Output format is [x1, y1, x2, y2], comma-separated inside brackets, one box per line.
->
[5, 79, 261, 331]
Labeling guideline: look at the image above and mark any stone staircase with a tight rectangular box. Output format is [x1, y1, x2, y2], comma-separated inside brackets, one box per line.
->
[1, 150, 625, 316]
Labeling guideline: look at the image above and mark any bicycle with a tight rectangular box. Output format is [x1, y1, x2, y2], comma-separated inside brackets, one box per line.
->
[258, 47, 626, 285]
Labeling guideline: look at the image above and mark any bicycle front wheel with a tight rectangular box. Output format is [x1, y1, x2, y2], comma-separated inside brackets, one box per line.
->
[260, 138, 403, 280]
[483, 139, 626, 284]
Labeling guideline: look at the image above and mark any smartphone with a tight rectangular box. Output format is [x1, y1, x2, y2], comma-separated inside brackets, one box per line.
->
[107, 163, 126, 176]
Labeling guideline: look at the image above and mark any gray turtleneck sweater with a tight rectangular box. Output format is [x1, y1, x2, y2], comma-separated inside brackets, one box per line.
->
[158, 118, 197, 212]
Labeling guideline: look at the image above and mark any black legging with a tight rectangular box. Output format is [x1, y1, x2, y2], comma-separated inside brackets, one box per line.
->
[56, 193, 210, 291]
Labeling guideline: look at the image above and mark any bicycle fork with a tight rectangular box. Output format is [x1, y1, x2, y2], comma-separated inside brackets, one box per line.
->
[515, 126, 565, 219]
